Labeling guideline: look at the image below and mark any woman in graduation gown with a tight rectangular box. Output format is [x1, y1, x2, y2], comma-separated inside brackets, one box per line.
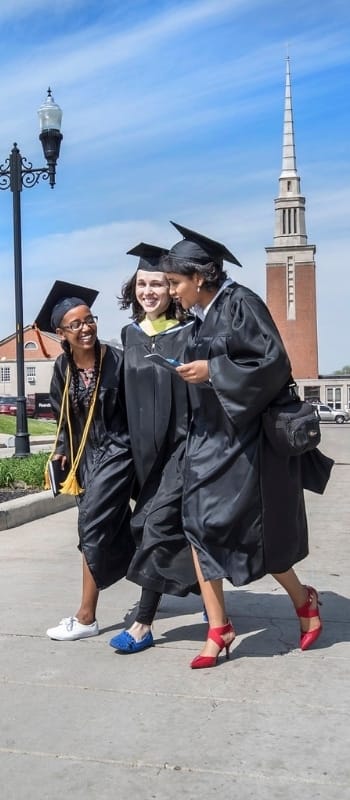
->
[35, 281, 135, 641]
[163, 222, 324, 668]
[109, 243, 198, 654]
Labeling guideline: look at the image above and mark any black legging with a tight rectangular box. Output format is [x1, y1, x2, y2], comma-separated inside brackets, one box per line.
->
[135, 588, 162, 625]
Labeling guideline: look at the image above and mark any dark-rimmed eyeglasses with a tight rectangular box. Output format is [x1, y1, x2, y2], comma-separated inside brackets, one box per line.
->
[61, 315, 98, 332]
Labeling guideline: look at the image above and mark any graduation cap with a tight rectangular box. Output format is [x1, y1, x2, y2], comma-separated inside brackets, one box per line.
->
[127, 242, 169, 272]
[34, 280, 99, 332]
[169, 222, 242, 268]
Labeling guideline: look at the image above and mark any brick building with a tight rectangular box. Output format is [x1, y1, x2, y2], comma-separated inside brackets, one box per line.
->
[0, 325, 61, 398]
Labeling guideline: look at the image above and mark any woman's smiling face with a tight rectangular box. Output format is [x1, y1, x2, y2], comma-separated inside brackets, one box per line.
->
[135, 270, 171, 319]
[166, 272, 200, 310]
[57, 304, 97, 352]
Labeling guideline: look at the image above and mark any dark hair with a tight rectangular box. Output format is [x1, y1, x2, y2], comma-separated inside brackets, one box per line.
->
[162, 255, 227, 290]
[61, 337, 101, 415]
[118, 270, 188, 323]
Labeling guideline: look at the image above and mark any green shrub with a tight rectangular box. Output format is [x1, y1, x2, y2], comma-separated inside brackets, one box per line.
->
[0, 452, 48, 488]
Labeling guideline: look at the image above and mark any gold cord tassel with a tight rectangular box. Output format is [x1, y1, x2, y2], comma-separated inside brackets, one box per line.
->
[58, 471, 83, 496]
[44, 463, 51, 491]
[45, 350, 102, 497]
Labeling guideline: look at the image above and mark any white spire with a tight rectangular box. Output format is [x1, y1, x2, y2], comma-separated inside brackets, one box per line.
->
[280, 56, 297, 178]
[272, 57, 308, 247]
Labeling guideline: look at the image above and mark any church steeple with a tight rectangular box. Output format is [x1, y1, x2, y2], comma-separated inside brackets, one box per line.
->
[273, 57, 307, 247]
[265, 57, 318, 380]
[281, 56, 297, 177]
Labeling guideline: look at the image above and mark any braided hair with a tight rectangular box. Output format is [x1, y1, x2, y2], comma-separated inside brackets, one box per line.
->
[61, 338, 102, 414]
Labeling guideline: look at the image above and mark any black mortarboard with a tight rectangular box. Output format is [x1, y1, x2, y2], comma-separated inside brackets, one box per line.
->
[127, 242, 169, 272]
[34, 280, 99, 332]
[169, 222, 242, 267]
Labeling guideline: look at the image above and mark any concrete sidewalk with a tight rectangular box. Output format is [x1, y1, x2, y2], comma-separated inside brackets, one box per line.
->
[0, 426, 349, 799]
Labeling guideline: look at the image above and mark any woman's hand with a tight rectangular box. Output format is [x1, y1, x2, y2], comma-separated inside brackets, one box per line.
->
[52, 454, 68, 469]
[176, 360, 210, 383]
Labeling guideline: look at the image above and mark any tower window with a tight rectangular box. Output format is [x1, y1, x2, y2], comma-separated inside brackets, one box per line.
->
[293, 208, 297, 233]
[287, 181, 292, 191]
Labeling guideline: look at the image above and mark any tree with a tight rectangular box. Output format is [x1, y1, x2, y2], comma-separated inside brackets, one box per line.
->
[333, 366, 350, 375]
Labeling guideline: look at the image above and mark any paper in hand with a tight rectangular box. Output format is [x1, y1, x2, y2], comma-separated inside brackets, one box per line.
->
[144, 353, 183, 373]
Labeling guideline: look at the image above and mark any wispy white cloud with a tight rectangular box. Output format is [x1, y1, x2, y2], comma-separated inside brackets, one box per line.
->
[0, 0, 77, 20]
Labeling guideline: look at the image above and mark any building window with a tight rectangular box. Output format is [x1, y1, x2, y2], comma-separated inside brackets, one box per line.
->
[326, 386, 342, 409]
[26, 366, 36, 385]
[0, 366, 10, 383]
[24, 341, 38, 350]
[287, 181, 291, 191]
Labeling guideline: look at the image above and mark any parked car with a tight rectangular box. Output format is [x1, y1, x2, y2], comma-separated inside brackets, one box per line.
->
[311, 403, 350, 424]
[0, 395, 36, 417]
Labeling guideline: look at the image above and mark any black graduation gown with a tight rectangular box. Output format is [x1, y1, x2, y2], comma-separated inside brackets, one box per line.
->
[49, 345, 135, 590]
[181, 282, 309, 586]
[122, 320, 199, 596]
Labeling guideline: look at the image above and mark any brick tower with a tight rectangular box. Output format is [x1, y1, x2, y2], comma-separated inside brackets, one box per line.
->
[265, 58, 318, 379]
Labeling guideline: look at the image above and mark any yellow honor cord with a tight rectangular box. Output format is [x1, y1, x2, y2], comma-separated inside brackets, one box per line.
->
[45, 349, 103, 496]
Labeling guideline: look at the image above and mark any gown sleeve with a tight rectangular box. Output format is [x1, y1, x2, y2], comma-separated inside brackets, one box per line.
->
[208, 289, 292, 428]
[49, 358, 67, 456]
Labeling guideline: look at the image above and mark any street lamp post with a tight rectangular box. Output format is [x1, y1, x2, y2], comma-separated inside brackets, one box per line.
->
[0, 89, 63, 456]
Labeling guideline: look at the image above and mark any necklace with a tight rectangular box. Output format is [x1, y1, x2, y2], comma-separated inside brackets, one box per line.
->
[78, 367, 95, 387]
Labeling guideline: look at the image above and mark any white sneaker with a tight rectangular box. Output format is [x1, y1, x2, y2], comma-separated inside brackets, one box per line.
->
[46, 616, 99, 641]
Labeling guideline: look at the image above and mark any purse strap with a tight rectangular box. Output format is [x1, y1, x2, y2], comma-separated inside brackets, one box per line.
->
[288, 375, 300, 401]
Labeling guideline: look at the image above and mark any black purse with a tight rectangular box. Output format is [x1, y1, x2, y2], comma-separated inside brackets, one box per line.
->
[262, 380, 321, 457]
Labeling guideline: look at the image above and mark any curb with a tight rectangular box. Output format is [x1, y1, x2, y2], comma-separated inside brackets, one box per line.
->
[0, 435, 55, 449]
[0, 490, 76, 531]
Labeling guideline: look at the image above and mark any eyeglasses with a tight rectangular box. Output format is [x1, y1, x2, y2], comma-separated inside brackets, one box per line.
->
[61, 315, 98, 332]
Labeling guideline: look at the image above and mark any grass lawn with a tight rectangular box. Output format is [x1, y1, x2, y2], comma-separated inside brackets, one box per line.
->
[0, 415, 56, 436]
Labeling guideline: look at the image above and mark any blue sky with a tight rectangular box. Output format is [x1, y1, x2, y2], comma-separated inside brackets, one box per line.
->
[0, 0, 349, 372]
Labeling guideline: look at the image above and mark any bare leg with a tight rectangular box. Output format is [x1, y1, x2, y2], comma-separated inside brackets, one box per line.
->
[191, 547, 235, 658]
[272, 568, 320, 632]
[75, 554, 99, 625]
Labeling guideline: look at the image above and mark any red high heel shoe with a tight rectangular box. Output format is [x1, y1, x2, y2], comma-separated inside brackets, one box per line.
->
[296, 586, 323, 651]
[190, 621, 235, 669]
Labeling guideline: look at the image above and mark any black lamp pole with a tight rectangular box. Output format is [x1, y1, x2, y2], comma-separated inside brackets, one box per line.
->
[0, 89, 63, 457]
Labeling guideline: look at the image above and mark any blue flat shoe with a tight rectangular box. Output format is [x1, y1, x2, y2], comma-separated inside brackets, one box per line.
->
[109, 629, 154, 653]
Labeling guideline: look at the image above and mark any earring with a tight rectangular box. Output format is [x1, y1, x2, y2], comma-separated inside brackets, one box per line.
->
[197, 285, 201, 293]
